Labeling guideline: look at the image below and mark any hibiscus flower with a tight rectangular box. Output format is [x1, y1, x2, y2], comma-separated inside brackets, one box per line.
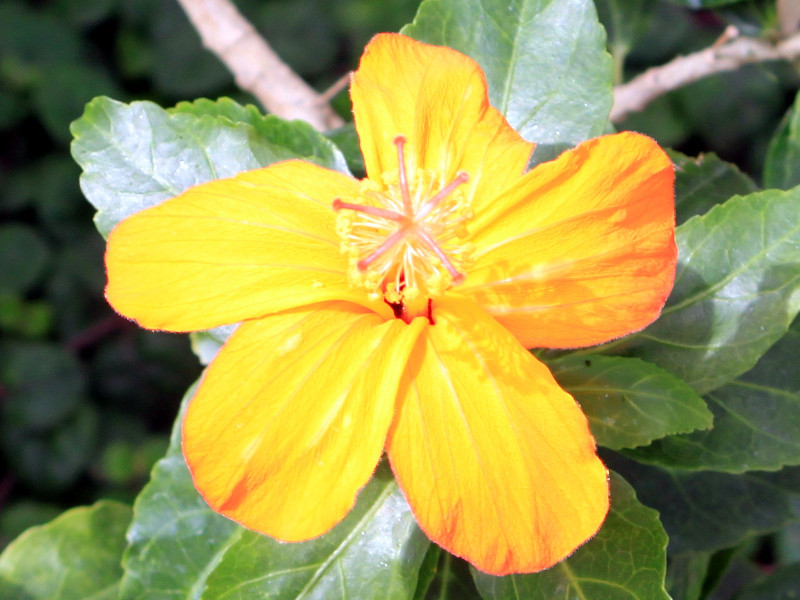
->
[105, 33, 676, 575]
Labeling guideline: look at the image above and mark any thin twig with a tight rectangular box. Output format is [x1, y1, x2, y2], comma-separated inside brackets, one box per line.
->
[175, 0, 344, 131]
[318, 72, 353, 105]
[611, 31, 800, 123]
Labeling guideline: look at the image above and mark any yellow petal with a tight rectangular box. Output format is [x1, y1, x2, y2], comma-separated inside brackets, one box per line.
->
[183, 302, 426, 541]
[351, 33, 533, 211]
[105, 161, 371, 332]
[462, 132, 676, 348]
[386, 296, 609, 575]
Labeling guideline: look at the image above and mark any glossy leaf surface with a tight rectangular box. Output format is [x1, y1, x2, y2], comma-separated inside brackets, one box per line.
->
[547, 354, 711, 450]
[627, 319, 800, 472]
[0, 501, 131, 600]
[621, 187, 800, 394]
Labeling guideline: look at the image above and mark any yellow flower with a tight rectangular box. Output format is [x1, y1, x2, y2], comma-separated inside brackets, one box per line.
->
[105, 33, 676, 575]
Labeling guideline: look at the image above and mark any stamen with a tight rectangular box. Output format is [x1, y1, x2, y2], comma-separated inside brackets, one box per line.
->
[414, 226, 465, 282]
[333, 198, 406, 222]
[357, 226, 408, 270]
[394, 136, 413, 216]
[417, 171, 469, 220]
[333, 135, 473, 306]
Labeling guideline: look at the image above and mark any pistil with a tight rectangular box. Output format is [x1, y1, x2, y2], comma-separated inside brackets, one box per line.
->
[333, 135, 472, 304]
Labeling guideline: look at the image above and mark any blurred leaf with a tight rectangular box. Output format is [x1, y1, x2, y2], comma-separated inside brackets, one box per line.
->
[765, 90, 800, 190]
[665, 552, 711, 600]
[332, 0, 420, 56]
[0, 85, 25, 128]
[671, 150, 758, 225]
[53, 0, 116, 27]
[676, 63, 787, 166]
[619, 186, 800, 394]
[148, 0, 231, 97]
[776, 522, 800, 563]
[607, 454, 800, 553]
[0, 502, 63, 549]
[0, 500, 131, 600]
[0, 225, 50, 295]
[249, 0, 338, 78]
[33, 64, 121, 144]
[594, 0, 654, 84]
[622, 95, 692, 150]
[121, 382, 429, 600]
[71, 96, 348, 237]
[546, 354, 711, 450]
[0, 2, 82, 72]
[473, 472, 669, 600]
[595, 0, 653, 54]
[0, 341, 85, 430]
[626, 318, 800, 472]
[733, 562, 800, 599]
[0, 295, 53, 338]
[667, 0, 754, 7]
[3, 405, 98, 491]
[403, 0, 613, 162]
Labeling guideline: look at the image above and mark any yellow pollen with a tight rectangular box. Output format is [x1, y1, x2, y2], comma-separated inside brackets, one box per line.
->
[333, 135, 473, 306]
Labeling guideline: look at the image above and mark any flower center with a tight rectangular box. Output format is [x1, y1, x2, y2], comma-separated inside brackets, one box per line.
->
[333, 135, 473, 318]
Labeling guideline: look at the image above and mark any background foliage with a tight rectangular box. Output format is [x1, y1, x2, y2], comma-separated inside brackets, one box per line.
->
[1, 0, 800, 598]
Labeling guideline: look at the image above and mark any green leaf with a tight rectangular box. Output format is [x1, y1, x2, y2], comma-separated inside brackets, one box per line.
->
[619, 186, 800, 394]
[473, 472, 669, 600]
[70, 96, 348, 237]
[0, 501, 132, 600]
[200, 464, 429, 600]
[764, 89, 800, 190]
[403, 0, 613, 162]
[545, 354, 711, 450]
[736, 563, 800, 600]
[625, 318, 800, 472]
[607, 453, 800, 553]
[121, 382, 429, 600]
[171, 97, 349, 174]
[671, 150, 758, 225]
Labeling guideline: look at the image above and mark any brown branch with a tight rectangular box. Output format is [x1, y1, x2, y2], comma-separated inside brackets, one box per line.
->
[175, 0, 344, 131]
[611, 30, 800, 123]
